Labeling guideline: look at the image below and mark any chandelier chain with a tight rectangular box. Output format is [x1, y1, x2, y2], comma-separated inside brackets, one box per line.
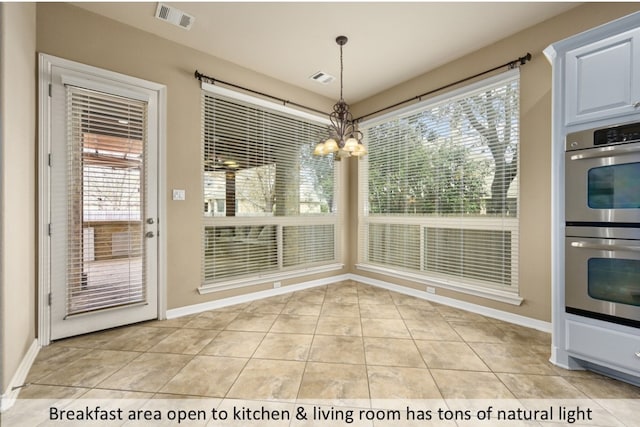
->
[339, 43, 344, 101]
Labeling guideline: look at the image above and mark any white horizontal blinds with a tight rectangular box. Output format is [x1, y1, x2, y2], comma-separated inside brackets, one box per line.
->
[283, 224, 335, 267]
[202, 94, 334, 217]
[368, 224, 420, 271]
[66, 85, 147, 315]
[202, 91, 337, 284]
[362, 72, 519, 290]
[203, 225, 278, 281]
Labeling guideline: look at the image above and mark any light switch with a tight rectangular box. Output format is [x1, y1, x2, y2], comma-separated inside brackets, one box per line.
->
[172, 189, 186, 201]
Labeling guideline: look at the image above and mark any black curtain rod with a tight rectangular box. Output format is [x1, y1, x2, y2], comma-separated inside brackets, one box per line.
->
[194, 70, 328, 117]
[353, 52, 532, 123]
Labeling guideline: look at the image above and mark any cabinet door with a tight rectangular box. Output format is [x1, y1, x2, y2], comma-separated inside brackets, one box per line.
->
[565, 27, 640, 125]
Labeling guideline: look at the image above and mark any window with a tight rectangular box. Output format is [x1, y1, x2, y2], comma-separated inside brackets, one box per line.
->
[201, 86, 339, 288]
[359, 70, 519, 296]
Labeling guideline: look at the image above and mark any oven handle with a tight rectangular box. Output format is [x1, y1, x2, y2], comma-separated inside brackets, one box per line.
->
[569, 144, 640, 161]
[571, 241, 640, 252]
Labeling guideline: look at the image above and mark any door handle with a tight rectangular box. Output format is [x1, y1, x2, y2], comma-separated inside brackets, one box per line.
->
[570, 241, 640, 252]
[146, 218, 155, 225]
[145, 231, 154, 238]
[569, 144, 640, 160]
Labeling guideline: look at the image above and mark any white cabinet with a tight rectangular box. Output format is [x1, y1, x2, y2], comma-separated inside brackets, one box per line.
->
[566, 319, 640, 378]
[545, 11, 640, 385]
[564, 27, 640, 125]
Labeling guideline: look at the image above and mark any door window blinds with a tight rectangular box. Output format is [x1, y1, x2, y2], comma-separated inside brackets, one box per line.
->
[64, 85, 147, 315]
[202, 91, 337, 284]
[360, 71, 519, 291]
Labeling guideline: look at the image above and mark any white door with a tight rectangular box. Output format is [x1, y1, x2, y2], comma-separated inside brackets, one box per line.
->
[48, 64, 159, 340]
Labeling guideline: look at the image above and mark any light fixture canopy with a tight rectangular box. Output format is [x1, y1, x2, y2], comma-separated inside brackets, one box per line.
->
[314, 35, 367, 159]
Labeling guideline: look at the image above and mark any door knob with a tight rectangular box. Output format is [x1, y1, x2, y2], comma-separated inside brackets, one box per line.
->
[145, 231, 154, 238]
[146, 218, 155, 224]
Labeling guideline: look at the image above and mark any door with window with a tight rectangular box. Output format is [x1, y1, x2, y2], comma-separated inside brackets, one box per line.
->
[48, 65, 159, 340]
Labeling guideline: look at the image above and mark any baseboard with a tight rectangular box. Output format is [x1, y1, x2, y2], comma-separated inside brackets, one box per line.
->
[347, 273, 552, 333]
[168, 272, 551, 334]
[0, 339, 40, 412]
[166, 274, 351, 319]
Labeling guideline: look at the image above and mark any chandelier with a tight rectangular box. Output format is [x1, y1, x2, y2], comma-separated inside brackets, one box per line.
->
[314, 36, 367, 159]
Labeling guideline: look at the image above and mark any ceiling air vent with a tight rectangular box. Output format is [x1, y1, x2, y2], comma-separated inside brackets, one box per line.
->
[309, 71, 335, 85]
[155, 3, 195, 30]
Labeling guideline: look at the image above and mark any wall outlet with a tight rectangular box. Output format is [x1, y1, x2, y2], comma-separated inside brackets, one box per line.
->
[273, 281, 281, 289]
[426, 286, 436, 294]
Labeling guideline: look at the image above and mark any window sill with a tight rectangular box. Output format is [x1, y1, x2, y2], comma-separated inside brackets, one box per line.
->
[198, 263, 345, 294]
[355, 263, 523, 306]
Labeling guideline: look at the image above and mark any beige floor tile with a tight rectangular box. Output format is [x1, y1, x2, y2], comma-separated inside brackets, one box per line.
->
[244, 299, 287, 314]
[253, 333, 313, 361]
[54, 326, 133, 349]
[17, 383, 88, 400]
[26, 345, 93, 383]
[562, 376, 640, 399]
[404, 319, 461, 341]
[361, 318, 411, 339]
[359, 304, 401, 319]
[496, 323, 552, 346]
[367, 365, 441, 399]
[315, 316, 362, 336]
[160, 355, 246, 397]
[38, 349, 140, 388]
[497, 373, 587, 399]
[20, 280, 640, 415]
[321, 302, 360, 318]
[396, 305, 443, 320]
[434, 305, 490, 322]
[468, 342, 556, 375]
[100, 326, 177, 351]
[226, 358, 305, 400]
[144, 315, 198, 328]
[97, 352, 192, 392]
[148, 328, 219, 354]
[282, 301, 323, 316]
[298, 362, 370, 400]
[324, 292, 359, 304]
[414, 340, 490, 371]
[448, 321, 506, 343]
[183, 311, 239, 330]
[389, 292, 435, 308]
[199, 330, 265, 357]
[430, 369, 515, 398]
[270, 314, 318, 334]
[225, 312, 278, 332]
[289, 289, 326, 304]
[357, 292, 394, 305]
[363, 337, 425, 368]
[309, 335, 365, 364]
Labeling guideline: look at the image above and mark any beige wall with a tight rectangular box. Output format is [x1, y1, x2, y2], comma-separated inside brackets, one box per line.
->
[36, 2, 345, 311]
[1, 3, 37, 392]
[349, 2, 640, 322]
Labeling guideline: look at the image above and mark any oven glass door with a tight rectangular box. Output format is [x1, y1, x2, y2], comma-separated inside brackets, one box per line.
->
[565, 234, 640, 324]
[565, 143, 640, 223]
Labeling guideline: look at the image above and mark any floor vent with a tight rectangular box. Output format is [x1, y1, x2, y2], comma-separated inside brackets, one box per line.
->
[155, 3, 195, 30]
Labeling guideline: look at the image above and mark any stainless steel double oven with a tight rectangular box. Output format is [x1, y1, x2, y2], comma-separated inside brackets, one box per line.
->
[565, 121, 640, 326]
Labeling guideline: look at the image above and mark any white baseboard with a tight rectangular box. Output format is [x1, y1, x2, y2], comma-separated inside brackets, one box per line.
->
[167, 274, 351, 319]
[168, 272, 551, 334]
[0, 339, 40, 412]
[347, 273, 552, 333]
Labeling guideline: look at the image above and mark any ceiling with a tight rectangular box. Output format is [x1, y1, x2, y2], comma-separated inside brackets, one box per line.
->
[72, 2, 580, 103]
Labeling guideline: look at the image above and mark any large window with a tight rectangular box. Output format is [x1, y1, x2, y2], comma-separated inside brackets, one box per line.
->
[201, 87, 339, 287]
[359, 70, 519, 295]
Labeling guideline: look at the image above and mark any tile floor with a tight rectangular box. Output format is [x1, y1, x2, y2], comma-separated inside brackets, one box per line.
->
[8, 280, 640, 426]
